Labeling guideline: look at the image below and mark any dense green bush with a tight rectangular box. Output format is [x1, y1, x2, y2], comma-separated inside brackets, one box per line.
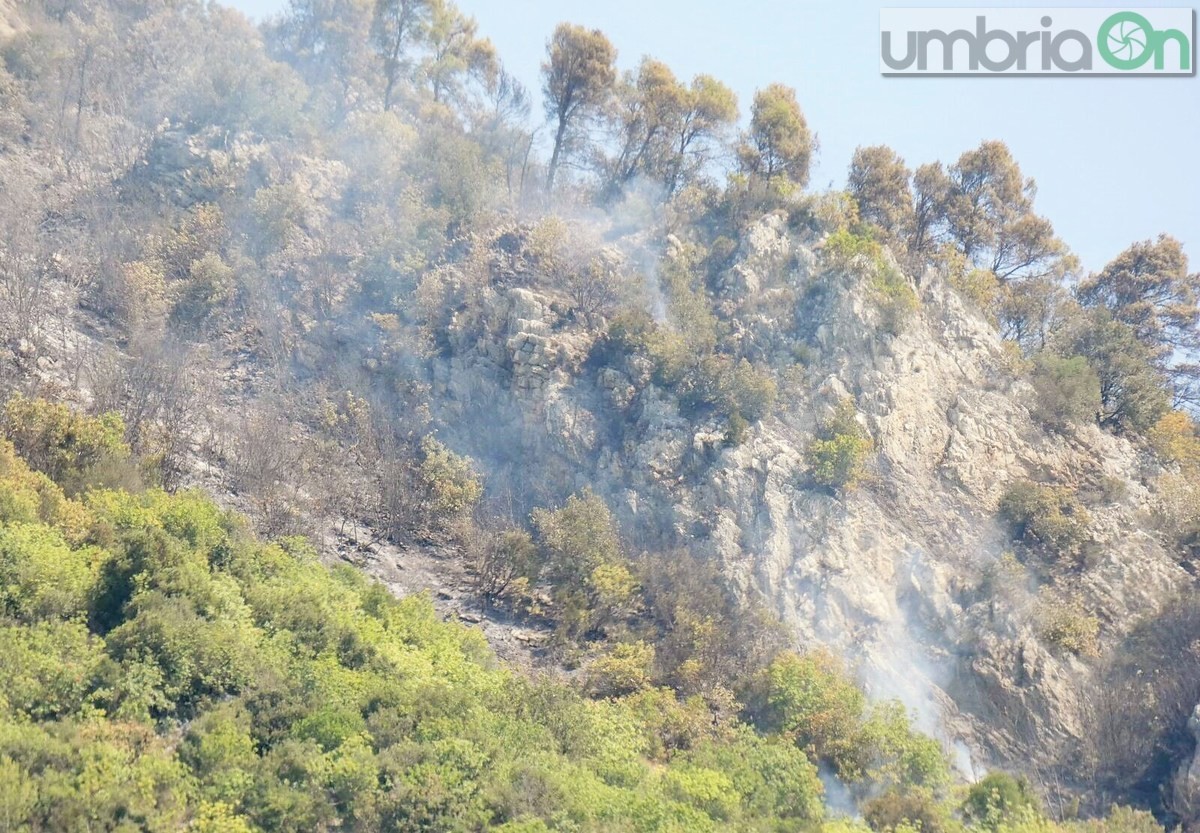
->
[962, 772, 1042, 831]
[532, 490, 638, 639]
[748, 650, 867, 772]
[1038, 597, 1101, 657]
[1029, 353, 1101, 430]
[807, 399, 874, 491]
[998, 481, 1092, 564]
[745, 651, 951, 789]
[2, 396, 138, 495]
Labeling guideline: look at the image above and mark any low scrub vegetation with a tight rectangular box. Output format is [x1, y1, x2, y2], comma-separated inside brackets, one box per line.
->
[998, 481, 1092, 565]
[807, 399, 874, 491]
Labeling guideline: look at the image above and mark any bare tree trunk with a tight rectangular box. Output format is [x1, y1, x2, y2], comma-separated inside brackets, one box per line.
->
[546, 116, 568, 193]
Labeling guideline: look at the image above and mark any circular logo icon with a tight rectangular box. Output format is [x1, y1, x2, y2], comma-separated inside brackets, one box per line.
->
[1098, 11, 1156, 69]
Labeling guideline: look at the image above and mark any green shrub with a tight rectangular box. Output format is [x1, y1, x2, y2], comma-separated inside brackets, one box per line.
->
[807, 399, 873, 491]
[585, 641, 656, 697]
[415, 435, 482, 533]
[998, 481, 1092, 564]
[532, 490, 621, 591]
[681, 732, 825, 823]
[724, 359, 778, 422]
[1038, 597, 1100, 657]
[746, 650, 866, 775]
[724, 412, 750, 446]
[661, 765, 741, 821]
[865, 788, 960, 833]
[594, 309, 657, 367]
[823, 228, 919, 334]
[746, 649, 951, 791]
[858, 701, 951, 789]
[3, 395, 138, 495]
[0, 522, 97, 621]
[1029, 353, 1101, 430]
[1066, 309, 1170, 433]
[0, 621, 108, 720]
[679, 355, 778, 422]
[532, 490, 638, 639]
[962, 772, 1041, 831]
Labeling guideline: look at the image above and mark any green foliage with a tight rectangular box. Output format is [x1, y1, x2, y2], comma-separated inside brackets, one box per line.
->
[1064, 309, 1170, 433]
[1145, 412, 1200, 556]
[1037, 597, 1100, 657]
[585, 640, 656, 697]
[0, 621, 108, 720]
[416, 435, 483, 531]
[746, 651, 950, 792]
[532, 489, 621, 591]
[998, 482, 1092, 565]
[865, 788, 960, 833]
[532, 490, 637, 639]
[950, 265, 1002, 314]
[807, 399, 874, 491]
[680, 731, 825, 824]
[2, 396, 137, 495]
[1029, 353, 1101, 430]
[748, 650, 867, 774]
[823, 229, 919, 333]
[858, 702, 951, 790]
[156, 204, 228, 282]
[678, 354, 778, 423]
[0, 435, 874, 833]
[0, 438, 91, 542]
[739, 83, 814, 191]
[824, 228, 887, 273]
[0, 522, 98, 621]
[962, 772, 1042, 831]
[724, 411, 750, 447]
[590, 248, 777, 433]
[658, 245, 721, 358]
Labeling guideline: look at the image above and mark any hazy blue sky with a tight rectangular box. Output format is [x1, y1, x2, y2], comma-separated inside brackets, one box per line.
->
[227, 0, 1198, 273]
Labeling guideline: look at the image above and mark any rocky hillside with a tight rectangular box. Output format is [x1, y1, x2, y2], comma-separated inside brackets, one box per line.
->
[413, 212, 1192, 782]
[2, 0, 1199, 829]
